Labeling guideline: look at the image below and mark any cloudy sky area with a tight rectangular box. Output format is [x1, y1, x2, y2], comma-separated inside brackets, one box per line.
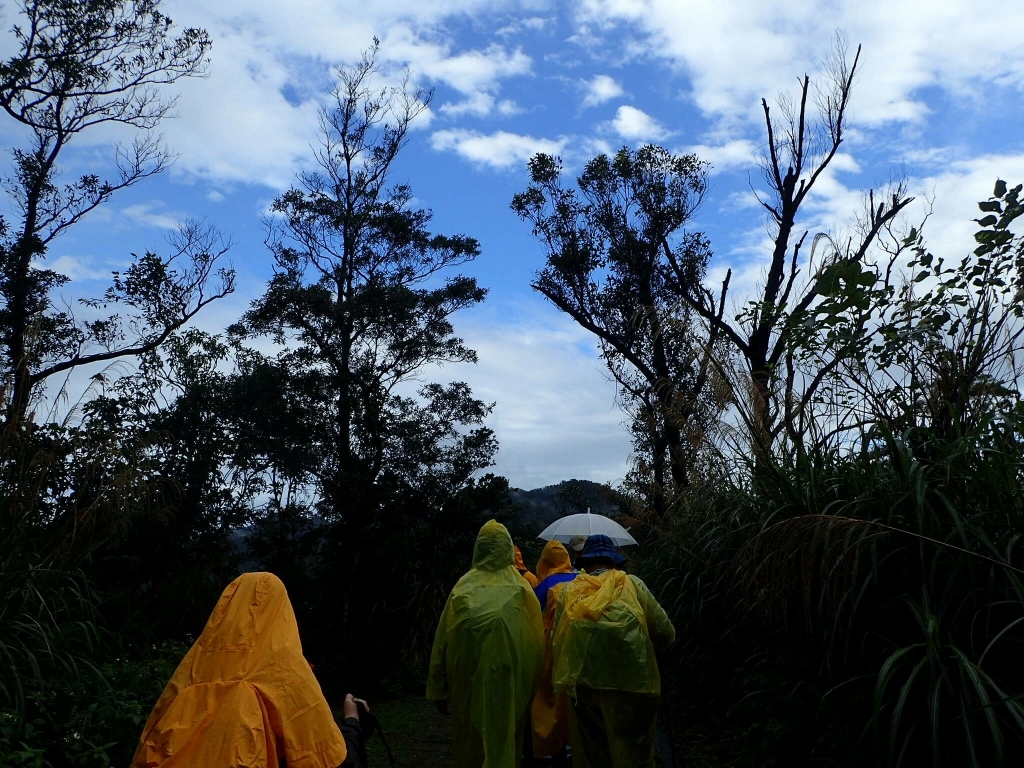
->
[21, 0, 1024, 489]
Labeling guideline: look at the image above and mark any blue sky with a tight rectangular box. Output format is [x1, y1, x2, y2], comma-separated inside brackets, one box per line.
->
[17, 0, 1024, 489]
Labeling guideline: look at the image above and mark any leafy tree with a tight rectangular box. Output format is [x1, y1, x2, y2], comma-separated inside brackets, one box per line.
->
[81, 330, 258, 639]
[0, 0, 233, 427]
[512, 146, 721, 512]
[232, 43, 495, 649]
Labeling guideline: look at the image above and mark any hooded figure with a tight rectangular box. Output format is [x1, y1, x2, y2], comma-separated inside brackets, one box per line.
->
[530, 541, 578, 757]
[514, 545, 540, 588]
[552, 535, 675, 768]
[131, 572, 350, 768]
[427, 520, 544, 768]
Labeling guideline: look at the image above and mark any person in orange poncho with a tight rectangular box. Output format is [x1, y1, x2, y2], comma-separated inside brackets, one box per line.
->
[131, 572, 366, 768]
[531, 540, 578, 762]
[514, 544, 539, 588]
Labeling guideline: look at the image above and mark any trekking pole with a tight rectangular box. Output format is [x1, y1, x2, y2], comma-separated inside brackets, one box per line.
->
[376, 724, 399, 768]
[356, 700, 399, 767]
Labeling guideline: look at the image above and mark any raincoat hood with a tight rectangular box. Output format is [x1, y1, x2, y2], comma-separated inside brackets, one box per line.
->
[472, 519, 515, 571]
[131, 572, 346, 768]
[536, 540, 574, 582]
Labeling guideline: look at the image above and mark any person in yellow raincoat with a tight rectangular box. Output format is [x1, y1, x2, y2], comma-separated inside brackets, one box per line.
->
[552, 535, 676, 768]
[427, 520, 544, 768]
[531, 540, 578, 760]
[514, 544, 539, 588]
[131, 571, 365, 768]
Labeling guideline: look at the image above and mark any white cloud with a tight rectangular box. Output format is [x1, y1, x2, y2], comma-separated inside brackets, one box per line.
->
[497, 16, 550, 36]
[386, 35, 532, 117]
[684, 138, 757, 172]
[608, 105, 669, 141]
[150, 0, 536, 187]
[431, 129, 567, 169]
[430, 305, 633, 489]
[497, 99, 523, 116]
[913, 153, 1024, 263]
[576, 0, 1024, 131]
[122, 202, 183, 230]
[900, 146, 960, 168]
[582, 74, 626, 108]
[49, 255, 110, 283]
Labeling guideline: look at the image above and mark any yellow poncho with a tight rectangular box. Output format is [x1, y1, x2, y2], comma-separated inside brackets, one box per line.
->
[427, 520, 544, 768]
[131, 572, 347, 768]
[552, 570, 675, 697]
[530, 541, 577, 756]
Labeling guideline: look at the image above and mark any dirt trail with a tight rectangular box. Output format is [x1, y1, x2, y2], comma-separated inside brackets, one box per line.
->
[360, 695, 735, 767]
[364, 696, 454, 767]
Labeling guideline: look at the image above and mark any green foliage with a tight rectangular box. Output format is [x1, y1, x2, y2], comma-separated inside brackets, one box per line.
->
[0, 640, 190, 768]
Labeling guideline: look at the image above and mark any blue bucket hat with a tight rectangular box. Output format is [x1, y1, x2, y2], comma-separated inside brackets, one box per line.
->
[576, 534, 626, 566]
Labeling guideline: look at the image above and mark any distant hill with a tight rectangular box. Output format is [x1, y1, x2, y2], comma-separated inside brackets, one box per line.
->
[510, 479, 620, 528]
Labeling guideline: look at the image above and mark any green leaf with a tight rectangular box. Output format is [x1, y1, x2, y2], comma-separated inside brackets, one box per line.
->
[978, 200, 1002, 213]
[976, 215, 998, 228]
[995, 179, 1007, 197]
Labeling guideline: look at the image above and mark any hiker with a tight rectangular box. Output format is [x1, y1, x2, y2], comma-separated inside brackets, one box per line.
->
[534, 540, 579, 612]
[131, 571, 368, 768]
[531, 540, 579, 762]
[567, 535, 587, 568]
[427, 520, 544, 768]
[552, 534, 675, 768]
[514, 544, 540, 587]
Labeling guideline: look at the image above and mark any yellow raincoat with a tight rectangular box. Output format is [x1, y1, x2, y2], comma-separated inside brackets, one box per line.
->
[530, 541, 577, 756]
[131, 572, 347, 768]
[514, 545, 539, 588]
[553, 569, 675, 768]
[427, 520, 544, 768]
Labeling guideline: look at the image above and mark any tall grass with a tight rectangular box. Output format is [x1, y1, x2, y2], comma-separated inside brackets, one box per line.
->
[0, 394, 169, 763]
[639, 414, 1024, 766]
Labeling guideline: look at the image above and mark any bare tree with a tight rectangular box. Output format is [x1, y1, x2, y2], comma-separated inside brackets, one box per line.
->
[671, 39, 914, 458]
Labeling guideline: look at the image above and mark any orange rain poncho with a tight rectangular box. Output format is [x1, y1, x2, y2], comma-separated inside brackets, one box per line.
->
[427, 520, 544, 768]
[131, 572, 347, 768]
[530, 541, 577, 756]
[514, 545, 539, 588]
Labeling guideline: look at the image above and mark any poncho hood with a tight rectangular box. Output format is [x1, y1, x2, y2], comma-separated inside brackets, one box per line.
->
[536, 540, 574, 581]
[472, 519, 515, 571]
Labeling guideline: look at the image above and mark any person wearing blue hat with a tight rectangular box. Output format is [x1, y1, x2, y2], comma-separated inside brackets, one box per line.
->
[574, 534, 626, 572]
[551, 534, 675, 768]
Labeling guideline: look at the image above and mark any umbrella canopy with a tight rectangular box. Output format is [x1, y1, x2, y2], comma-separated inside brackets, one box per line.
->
[537, 511, 638, 547]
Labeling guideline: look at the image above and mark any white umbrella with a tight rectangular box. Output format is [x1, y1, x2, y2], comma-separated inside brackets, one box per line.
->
[537, 510, 638, 547]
